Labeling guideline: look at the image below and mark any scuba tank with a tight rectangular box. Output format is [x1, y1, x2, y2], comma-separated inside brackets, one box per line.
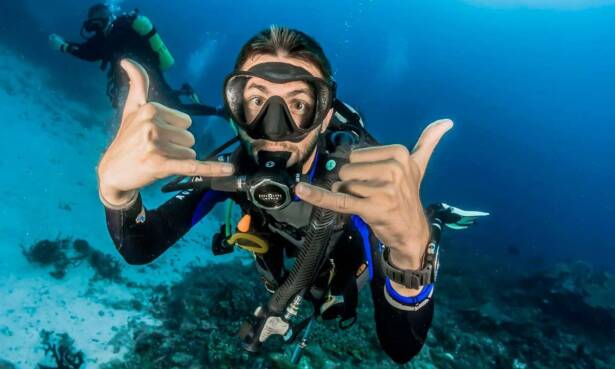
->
[131, 15, 175, 71]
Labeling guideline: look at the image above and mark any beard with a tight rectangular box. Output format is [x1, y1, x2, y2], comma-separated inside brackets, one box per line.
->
[239, 126, 321, 169]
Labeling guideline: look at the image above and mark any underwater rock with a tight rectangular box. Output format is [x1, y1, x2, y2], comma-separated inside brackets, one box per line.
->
[72, 239, 92, 257]
[22, 237, 123, 282]
[512, 358, 527, 369]
[133, 330, 166, 355]
[517, 261, 615, 340]
[170, 352, 193, 366]
[72, 238, 123, 281]
[560, 262, 614, 310]
[58, 202, 72, 212]
[0, 359, 16, 369]
[418, 248, 615, 369]
[87, 249, 123, 282]
[22, 238, 71, 279]
[0, 325, 12, 337]
[105, 299, 143, 312]
[533, 261, 615, 309]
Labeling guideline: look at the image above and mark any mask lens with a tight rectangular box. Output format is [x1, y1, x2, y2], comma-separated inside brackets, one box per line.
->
[223, 63, 335, 142]
[225, 75, 318, 128]
[224, 74, 249, 123]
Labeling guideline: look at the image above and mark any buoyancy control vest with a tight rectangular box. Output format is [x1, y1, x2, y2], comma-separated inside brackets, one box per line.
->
[210, 100, 379, 344]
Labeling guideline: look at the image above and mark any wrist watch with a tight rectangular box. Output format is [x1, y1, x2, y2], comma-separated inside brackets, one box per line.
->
[380, 240, 440, 290]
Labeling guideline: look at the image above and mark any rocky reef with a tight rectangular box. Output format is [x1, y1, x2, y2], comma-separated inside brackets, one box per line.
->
[97, 252, 614, 369]
[96, 259, 403, 369]
[0, 359, 17, 369]
[421, 249, 614, 369]
[17, 237, 615, 369]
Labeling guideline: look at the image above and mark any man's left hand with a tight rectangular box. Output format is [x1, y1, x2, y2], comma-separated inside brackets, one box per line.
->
[48, 34, 66, 52]
[296, 119, 453, 273]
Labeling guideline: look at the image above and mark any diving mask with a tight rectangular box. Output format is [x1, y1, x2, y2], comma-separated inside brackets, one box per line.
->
[223, 62, 336, 143]
[80, 17, 110, 38]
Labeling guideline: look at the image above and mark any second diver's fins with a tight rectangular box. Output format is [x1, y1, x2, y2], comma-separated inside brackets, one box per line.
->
[437, 203, 490, 229]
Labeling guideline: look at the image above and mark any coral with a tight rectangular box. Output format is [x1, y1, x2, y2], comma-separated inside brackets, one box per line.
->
[22, 238, 71, 279]
[73, 238, 123, 281]
[37, 330, 85, 369]
[87, 249, 123, 282]
[517, 261, 615, 341]
[100, 260, 418, 369]
[22, 237, 123, 281]
[96, 250, 615, 369]
[425, 252, 615, 369]
[72, 239, 92, 258]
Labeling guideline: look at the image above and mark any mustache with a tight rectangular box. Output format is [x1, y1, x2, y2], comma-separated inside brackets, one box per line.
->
[251, 140, 297, 152]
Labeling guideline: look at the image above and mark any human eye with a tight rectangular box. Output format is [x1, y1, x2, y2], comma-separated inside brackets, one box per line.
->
[290, 99, 312, 114]
[248, 96, 265, 109]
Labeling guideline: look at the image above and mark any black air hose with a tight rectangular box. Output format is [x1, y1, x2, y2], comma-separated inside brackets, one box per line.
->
[266, 149, 348, 315]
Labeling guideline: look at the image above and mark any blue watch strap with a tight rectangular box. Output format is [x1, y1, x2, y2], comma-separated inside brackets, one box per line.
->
[385, 278, 434, 306]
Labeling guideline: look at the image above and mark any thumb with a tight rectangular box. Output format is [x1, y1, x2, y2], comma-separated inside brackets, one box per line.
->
[120, 58, 150, 124]
[411, 119, 454, 178]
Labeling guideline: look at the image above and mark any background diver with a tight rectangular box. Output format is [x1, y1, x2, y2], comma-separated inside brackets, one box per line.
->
[48, 3, 224, 118]
[96, 26, 489, 364]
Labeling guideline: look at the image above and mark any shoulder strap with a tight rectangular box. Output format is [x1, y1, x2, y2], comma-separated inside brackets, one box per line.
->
[332, 99, 364, 127]
[327, 99, 379, 151]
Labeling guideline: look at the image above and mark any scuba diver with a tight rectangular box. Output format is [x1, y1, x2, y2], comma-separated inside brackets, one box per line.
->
[48, 3, 224, 117]
[96, 26, 489, 364]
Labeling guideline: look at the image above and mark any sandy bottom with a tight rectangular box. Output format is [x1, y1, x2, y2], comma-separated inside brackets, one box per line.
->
[0, 45, 228, 368]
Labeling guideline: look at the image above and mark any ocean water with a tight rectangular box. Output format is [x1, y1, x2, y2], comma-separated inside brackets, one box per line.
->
[0, 1, 613, 368]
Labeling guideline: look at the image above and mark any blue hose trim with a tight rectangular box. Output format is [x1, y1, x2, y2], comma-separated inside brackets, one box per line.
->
[293, 150, 319, 201]
[385, 278, 433, 305]
[351, 215, 374, 281]
[191, 190, 230, 226]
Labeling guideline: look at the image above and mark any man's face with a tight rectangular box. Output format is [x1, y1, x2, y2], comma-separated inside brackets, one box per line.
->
[238, 53, 333, 168]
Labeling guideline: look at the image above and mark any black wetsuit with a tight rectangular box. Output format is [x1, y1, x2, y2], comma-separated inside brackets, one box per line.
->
[62, 11, 221, 116]
[102, 134, 439, 364]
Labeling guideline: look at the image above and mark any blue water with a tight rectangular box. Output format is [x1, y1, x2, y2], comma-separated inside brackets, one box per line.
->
[10, 0, 610, 267]
[0, 0, 614, 366]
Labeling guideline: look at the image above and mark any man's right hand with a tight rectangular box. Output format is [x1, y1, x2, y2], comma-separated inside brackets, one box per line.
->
[97, 59, 235, 207]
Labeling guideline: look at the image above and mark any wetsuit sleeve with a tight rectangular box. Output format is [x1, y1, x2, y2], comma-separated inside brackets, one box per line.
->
[351, 216, 434, 364]
[63, 35, 105, 61]
[103, 188, 229, 265]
